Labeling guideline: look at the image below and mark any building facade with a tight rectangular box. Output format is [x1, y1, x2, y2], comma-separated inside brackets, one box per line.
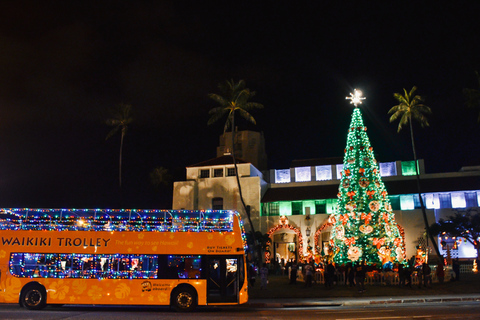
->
[172, 130, 480, 263]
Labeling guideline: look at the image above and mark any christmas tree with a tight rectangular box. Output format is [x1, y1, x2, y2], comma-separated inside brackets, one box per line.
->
[329, 90, 406, 268]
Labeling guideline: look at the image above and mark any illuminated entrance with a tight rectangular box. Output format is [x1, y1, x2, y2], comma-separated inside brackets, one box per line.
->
[267, 216, 303, 263]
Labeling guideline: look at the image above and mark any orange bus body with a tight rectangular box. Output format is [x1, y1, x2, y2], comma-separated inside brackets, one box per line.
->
[0, 209, 248, 311]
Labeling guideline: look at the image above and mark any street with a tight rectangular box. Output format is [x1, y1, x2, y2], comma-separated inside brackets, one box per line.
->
[2, 302, 480, 320]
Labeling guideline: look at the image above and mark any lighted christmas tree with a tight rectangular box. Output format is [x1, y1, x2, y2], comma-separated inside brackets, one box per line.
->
[329, 89, 406, 267]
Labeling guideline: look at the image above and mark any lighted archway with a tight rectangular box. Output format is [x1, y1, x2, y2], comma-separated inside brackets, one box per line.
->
[314, 219, 334, 251]
[267, 221, 304, 261]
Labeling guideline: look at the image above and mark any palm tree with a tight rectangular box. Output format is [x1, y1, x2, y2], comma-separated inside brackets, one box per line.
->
[208, 79, 264, 261]
[388, 86, 441, 258]
[106, 103, 133, 188]
[463, 71, 480, 122]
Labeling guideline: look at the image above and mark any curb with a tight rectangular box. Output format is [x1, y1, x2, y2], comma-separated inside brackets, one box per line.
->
[247, 295, 480, 308]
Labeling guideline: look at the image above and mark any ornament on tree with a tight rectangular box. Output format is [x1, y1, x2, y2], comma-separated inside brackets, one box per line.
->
[359, 224, 373, 234]
[329, 90, 406, 266]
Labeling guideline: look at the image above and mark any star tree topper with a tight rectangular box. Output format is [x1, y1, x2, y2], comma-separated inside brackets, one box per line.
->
[346, 89, 366, 107]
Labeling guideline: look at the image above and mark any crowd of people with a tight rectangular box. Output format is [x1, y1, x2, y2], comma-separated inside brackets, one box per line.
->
[248, 257, 466, 292]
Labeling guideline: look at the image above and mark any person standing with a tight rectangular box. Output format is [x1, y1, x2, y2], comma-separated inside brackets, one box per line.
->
[346, 262, 355, 287]
[422, 262, 431, 287]
[325, 261, 336, 288]
[355, 260, 366, 293]
[452, 258, 460, 281]
[248, 263, 256, 287]
[404, 264, 412, 288]
[289, 260, 298, 284]
[259, 263, 268, 289]
[398, 263, 405, 287]
[436, 261, 445, 284]
[304, 262, 314, 287]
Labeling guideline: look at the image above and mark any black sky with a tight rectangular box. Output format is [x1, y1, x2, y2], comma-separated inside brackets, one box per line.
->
[0, 1, 479, 209]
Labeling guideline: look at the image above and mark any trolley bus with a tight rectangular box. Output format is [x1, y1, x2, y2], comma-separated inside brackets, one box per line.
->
[0, 208, 248, 311]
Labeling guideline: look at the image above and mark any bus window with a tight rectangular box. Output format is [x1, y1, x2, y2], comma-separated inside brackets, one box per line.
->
[165, 255, 202, 279]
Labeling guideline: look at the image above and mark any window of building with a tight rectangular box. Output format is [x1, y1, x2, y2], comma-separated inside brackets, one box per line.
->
[451, 192, 466, 208]
[465, 191, 478, 207]
[295, 166, 311, 182]
[212, 198, 223, 210]
[380, 162, 397, 177]
[263, 203, 279, 216]
[200, 169, 210, 178]
[292, 202, 303, 215]
[400, 195, 415, 210]
[227, 168, 236, 177]
[389, 195, 401, 210]
[315, 165, 332, 181]
[425, 193, 440, 209]
[336, 164, 343, 180]
[275, 169, 291, 183]
[439, 193, 452, 208]
[413, 194, 423, 209]
[213, 168, 224, 177]
[315, 201, 326, 214]
[401, 161, 417, 176]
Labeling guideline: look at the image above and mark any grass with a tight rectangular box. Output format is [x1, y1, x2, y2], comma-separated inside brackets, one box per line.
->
[248, 273, 480, 300]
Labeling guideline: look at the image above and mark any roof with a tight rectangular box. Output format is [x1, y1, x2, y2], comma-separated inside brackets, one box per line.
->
[262, 173, 480, 202]
[188, 155, 248, 168]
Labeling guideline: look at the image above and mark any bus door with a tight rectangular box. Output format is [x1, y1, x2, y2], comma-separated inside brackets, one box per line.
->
[206, 256, 239, 303]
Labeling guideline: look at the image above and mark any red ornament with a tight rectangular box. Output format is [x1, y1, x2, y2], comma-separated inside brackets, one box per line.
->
[366, 190, 375, 199]
[361, 212, 372, 225]
[340, 214, 349, 225]
[344, 237, 356, 246]
[373, 237, 386, 249]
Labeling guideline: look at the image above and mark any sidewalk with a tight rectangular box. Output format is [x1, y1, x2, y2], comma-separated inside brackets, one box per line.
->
[246, 273, 480, 308]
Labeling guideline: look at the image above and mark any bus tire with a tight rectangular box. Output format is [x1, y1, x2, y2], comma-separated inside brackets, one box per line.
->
[20, 283, 47, 310]
[171, 285, 197, 312]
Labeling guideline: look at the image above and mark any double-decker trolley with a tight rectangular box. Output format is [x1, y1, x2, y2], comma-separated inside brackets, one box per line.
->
[0, 208, 248, 312]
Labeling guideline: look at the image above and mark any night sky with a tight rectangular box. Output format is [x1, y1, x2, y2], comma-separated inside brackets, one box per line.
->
[0, 1, 479, 209]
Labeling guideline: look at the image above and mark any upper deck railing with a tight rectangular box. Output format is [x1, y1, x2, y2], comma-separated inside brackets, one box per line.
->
[0, 208, 243, 233]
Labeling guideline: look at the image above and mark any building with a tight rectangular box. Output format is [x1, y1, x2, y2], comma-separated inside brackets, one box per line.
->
[172, 130, 480, 263]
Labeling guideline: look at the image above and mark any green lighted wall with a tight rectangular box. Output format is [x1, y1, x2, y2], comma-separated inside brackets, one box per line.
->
[401, 160, 418, 176]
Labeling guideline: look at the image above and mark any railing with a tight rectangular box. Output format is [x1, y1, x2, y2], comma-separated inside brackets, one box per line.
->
[300, 264, 473, 285]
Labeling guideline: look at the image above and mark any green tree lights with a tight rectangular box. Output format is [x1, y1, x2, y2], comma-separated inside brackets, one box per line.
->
[329, 92, 406, 267]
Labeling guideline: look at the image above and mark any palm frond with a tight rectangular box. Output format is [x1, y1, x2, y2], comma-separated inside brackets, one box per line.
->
[245, 101, 264, 111]
[207, 79, 263, 131]
[237, 109, 256, 125]
[105, 125, 120, 141]
[208, 108, 229, 126]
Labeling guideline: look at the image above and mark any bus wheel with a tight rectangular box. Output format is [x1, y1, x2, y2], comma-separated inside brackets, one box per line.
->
[20, 284, 47, 310]
[171, 286, 197, 312]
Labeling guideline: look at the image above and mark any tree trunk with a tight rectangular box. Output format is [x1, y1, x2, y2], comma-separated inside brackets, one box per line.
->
[119, 129, 125, 188]
[409, 119, 441, 258]
[230, 115, 259, 264]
